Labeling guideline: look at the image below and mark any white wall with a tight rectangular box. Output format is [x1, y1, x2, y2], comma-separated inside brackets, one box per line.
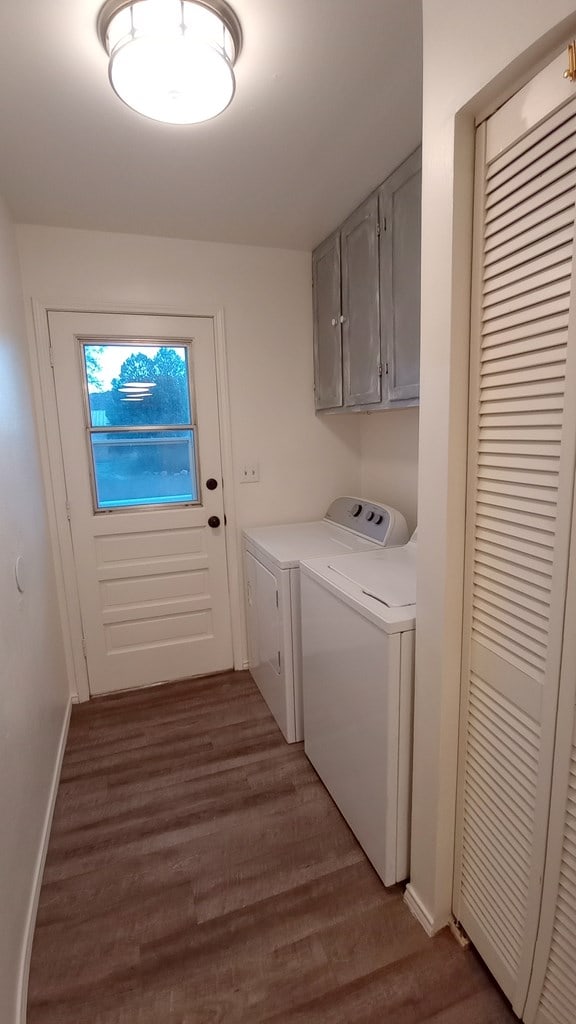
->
[0, 197, 69, 1022]
[16, 225, 362, 671]
[359, 408, 418, 533]
[410, 0, 576, 934]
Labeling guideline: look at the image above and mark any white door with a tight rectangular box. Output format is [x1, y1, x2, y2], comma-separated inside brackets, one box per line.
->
[453, 54, 576, 1017]
[48, 311, 233, 696]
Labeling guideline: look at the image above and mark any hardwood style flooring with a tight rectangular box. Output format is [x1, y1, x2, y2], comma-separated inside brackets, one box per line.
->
[28, 671, 519, 1023]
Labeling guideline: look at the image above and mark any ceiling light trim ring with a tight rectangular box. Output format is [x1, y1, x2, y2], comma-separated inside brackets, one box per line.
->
[97, 0, 242, 60]
[97, 0, 242, 124]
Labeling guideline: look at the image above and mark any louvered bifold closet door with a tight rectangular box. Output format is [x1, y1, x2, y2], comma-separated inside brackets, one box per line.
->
[453, 87, 576, 1017]
[523, 483, 576, 1023]
[527, 720, 576, 1024]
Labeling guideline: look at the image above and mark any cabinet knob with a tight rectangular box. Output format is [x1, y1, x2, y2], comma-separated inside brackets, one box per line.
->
[331, 317, 338, 327]
[339, 315, 346, 324]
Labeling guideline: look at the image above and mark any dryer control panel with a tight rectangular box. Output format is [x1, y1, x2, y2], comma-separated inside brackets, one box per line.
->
[324, 497, 408, 547]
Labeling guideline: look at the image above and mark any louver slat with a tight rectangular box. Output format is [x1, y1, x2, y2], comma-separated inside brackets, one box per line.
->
[484, 227, 573, 280]
[486, 164, 576, 234]
[483, 207, 574, 266]
[482, 279, 571, 322]
[483, 259, 573, 308]
[487, 102, 576, 184]
[483, 242, 573, 296]
[487, 144, 576, 216]
[480, 314, 568, 349]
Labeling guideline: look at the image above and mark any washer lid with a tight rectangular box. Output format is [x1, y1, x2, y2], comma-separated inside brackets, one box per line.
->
[243, 520, 378, 568]
[327, 543, 416, 608]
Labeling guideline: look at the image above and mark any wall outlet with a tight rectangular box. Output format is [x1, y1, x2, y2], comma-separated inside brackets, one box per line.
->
[240, 462, 260, 483]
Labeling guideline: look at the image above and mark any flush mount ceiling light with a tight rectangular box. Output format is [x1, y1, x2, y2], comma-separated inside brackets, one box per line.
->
[97, 0, 242, 125]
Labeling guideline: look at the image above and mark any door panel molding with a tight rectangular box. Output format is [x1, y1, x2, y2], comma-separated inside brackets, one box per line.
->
[27, 299, 242, 701]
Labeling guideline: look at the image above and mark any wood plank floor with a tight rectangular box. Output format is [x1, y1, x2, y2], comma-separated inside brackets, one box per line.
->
[27, 671, 519, 1023]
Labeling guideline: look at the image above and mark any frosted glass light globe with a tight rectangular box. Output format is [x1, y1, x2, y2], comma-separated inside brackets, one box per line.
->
[99, 0, 241, 125]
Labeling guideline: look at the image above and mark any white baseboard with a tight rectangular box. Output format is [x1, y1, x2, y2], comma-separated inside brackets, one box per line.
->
[17, 698, 72, 1024]
[404, 882, 446, 937]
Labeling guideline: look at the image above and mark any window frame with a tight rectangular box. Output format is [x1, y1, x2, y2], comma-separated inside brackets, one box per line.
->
[78, 336, 202, 514]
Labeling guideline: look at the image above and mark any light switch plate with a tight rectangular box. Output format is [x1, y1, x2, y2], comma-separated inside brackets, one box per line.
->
[240, 463, 259, 483]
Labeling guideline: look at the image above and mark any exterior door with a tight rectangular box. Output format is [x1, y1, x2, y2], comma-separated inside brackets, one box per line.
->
[48, 311, 233, 696]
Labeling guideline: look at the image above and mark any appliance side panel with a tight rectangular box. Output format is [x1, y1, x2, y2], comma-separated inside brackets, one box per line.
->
[289, 567, 304, 742]
[397, 628, 415, 882]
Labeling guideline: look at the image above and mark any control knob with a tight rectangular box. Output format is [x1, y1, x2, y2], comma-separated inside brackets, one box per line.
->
[374, 514, 384, 525]
[365, 510, 375, 522]
[350, 503, 363, 517]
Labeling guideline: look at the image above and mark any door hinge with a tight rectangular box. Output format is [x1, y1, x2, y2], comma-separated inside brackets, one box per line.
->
[65, 501, 71, 521]
[449, 918, 471, 950]
[81, 636, 87, 658]
[49, 345, 55, 368]
[277, 650, 281, 672]
[275, 590, 279, 608]
[377, 363, 383, 377]
[376, 222, 381, 236]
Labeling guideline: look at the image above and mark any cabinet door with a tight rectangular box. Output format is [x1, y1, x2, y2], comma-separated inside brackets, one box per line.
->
[312, 231, 342, 410]
[341, 194, 381, 406]
[379, 149, 421, 403]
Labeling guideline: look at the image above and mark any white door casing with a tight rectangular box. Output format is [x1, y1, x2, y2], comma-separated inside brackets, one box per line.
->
[48, 311, 234, 696]
[453, 62, 576, 1017]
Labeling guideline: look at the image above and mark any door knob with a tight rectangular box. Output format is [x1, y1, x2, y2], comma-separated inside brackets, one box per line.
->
[206, 478, 219, 490]
[208, 515, 221, 528]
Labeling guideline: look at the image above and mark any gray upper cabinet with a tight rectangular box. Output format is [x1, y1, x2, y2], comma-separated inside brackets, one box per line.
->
[341, 195, 381, 407]
[312, 231, 343, 410]
[379, 149, 422, 404]
[312, 148, 421, 412]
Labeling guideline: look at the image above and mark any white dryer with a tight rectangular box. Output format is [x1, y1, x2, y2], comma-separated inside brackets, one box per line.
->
[242, 498, 408, 743]
[300, 535, 416, 886]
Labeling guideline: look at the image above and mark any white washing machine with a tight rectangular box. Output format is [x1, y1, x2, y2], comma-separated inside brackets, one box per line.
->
[242, 498, 408, 743]
[300, 534, 416, 886]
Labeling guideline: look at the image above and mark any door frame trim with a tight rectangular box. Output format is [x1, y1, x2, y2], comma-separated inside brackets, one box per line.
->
[27, 299, 243, 702]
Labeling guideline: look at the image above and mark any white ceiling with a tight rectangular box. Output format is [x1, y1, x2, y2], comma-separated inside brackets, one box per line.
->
[0, 0, 422, 250]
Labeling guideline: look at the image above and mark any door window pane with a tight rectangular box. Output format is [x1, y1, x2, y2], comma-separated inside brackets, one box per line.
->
[84, 343, 191, 427]
[91, 430, 197, 508]
[82, 341, 199, 511]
